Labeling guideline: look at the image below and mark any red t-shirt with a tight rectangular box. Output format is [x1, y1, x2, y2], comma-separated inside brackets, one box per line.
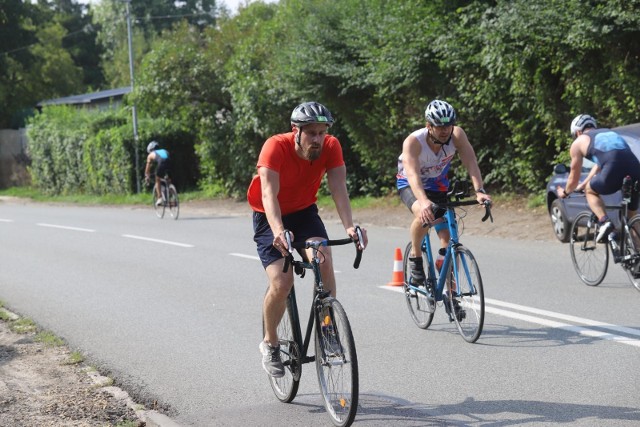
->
[247, 132, 345, 215]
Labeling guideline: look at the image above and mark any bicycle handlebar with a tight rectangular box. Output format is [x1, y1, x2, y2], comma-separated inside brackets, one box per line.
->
[282, 226, 364, 273]
[439, 179, 493, 222]
[424, 199, 493, 227]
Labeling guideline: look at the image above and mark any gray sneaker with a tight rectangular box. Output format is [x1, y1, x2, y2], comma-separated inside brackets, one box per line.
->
[259, 341, 285, 378]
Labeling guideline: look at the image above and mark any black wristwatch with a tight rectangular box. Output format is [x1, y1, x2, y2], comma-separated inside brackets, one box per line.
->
[476, 188, 487, 194]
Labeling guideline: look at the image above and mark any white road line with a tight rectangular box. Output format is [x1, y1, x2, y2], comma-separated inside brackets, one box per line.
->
[0, 219, 14, 222]
[230, 253, 260, 261]
[37, 223, 95, 232]
[485, 297, 640, 338]
[380, 285, 640, 348]
[122, 234, 194, 248]
[485, 306, 640, 348]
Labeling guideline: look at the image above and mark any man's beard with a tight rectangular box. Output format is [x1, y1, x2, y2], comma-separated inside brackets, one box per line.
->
[305, 146, 321, 161]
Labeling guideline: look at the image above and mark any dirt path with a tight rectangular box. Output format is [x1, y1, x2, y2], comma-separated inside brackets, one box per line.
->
[182, 196, 555, 241]
[0, 197, 555, 426]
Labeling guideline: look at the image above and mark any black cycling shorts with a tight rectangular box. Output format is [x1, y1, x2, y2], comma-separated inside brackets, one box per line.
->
[590, 155, 640, 211]
[156, 158, 170, 179]
[398, 187, 448, 218]
[252, 204, 329, 268]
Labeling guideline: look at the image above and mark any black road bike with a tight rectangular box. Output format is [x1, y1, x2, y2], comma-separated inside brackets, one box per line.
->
[570, 176, 640, 292]
[265, 227, 364, 427]
[151, 174, 179, 220]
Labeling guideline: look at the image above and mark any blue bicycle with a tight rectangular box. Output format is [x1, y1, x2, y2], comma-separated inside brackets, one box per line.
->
[402, 180, 493, 343]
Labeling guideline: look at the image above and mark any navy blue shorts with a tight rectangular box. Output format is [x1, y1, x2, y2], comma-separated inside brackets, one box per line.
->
[590, 155, 640, 210]
[156, 158, 170, 179]
[252, 204, 329, 268]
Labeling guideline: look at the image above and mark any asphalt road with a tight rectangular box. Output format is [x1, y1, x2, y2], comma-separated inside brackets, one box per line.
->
[0, 201, 639, 426]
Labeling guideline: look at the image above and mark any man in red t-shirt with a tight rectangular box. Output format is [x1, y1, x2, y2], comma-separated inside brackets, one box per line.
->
[248, 101, 367, 378]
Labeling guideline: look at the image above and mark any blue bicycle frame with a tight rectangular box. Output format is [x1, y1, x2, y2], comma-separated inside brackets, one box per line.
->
[403, 181, 492, 343]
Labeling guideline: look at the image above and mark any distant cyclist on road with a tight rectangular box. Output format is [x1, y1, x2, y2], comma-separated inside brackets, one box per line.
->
[396, 100, 491, 291]
[144, 141, 171, 206]
[557, 114, 640, 242]
[247, 101, 367, 378]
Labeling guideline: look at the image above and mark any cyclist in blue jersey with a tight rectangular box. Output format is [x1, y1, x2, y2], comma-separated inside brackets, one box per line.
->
[558, 114, 640, 241]
[397, 100, 491, 290]
[144, 141, 171, 206]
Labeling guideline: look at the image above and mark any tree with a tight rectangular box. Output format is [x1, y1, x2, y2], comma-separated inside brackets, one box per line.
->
[438, 0, 640, 190]
[0, 0, 87, 128]
[0, 0, 40, 128]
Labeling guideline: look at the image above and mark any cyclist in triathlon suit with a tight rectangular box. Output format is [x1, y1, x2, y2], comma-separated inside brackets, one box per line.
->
[397, 100, 491, 290]
[144, 141, 171, 206]
[247, 101, 367, 378]
[557, 114, 640, 241]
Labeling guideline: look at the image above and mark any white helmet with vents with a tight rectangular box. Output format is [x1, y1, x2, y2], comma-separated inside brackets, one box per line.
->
[425, 100, 457, 126]
[570, 114, 597, 138]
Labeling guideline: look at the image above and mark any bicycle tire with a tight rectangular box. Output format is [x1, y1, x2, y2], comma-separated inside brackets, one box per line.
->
[153, 184, 165, 219]
[315, 297, 358, 427]
[168, 184, 179, 220]
[402, 242, 434, 329]
[446, 246, 484, 343]
[623, 215, 640, 292]
[265, 289, 301, 403]
[570, 211, 608, 286]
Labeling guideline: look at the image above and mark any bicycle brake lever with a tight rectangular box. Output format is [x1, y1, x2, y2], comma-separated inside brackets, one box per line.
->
[355, 226, 365, 251]
[285, 231, 293, 254]
[281, 230, 294, 273]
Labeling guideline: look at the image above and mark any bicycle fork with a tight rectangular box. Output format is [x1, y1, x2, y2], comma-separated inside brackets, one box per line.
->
[441, 245, 468, 323]
[315, 294, 346, 365]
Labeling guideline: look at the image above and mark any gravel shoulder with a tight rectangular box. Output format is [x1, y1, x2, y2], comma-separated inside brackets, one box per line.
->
[0, 196, 555, 426]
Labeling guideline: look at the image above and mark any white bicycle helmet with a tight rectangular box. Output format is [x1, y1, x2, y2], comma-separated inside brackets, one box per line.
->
[147, 141, 159, 153]
[570, 114, 597, 138]
[425, 100, 457, 126]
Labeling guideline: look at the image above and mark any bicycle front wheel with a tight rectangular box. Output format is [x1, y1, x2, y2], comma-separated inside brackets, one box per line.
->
[402, 242, 434, 329]
[623, 215, 640, 292]
[168, 185, 179, 220]
[315, 297, 358, 427]
[570, 212, 608, 286]
[265, 290, 301, 403]
[446, 246, 484, 343]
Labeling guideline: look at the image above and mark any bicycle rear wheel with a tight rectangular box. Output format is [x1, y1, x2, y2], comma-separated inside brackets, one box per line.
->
[445, 246, 484, 343]
[315, 297, 358, 427]
[402, 242, 434, 329]
[623, 215, 640, 292]
[168, 184, 179, 220]
[570, 211, 608, 286]
[266, 289, 301, 403]
[153, 185, 165, 219]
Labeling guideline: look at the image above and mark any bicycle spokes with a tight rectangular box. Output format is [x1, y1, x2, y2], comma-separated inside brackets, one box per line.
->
[448, 247, 484, 343]
[315, 299, 358, 427]
[570, 212, 609, 286]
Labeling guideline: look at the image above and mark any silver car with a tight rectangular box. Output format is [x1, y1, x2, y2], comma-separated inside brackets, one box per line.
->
[545, 123, 640, 243]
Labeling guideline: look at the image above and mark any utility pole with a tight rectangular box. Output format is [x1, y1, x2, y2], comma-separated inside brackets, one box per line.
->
[123, 0, 141, 193]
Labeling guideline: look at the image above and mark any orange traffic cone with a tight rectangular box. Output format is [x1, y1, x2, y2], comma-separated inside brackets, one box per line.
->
[387, 247, 405, 286]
